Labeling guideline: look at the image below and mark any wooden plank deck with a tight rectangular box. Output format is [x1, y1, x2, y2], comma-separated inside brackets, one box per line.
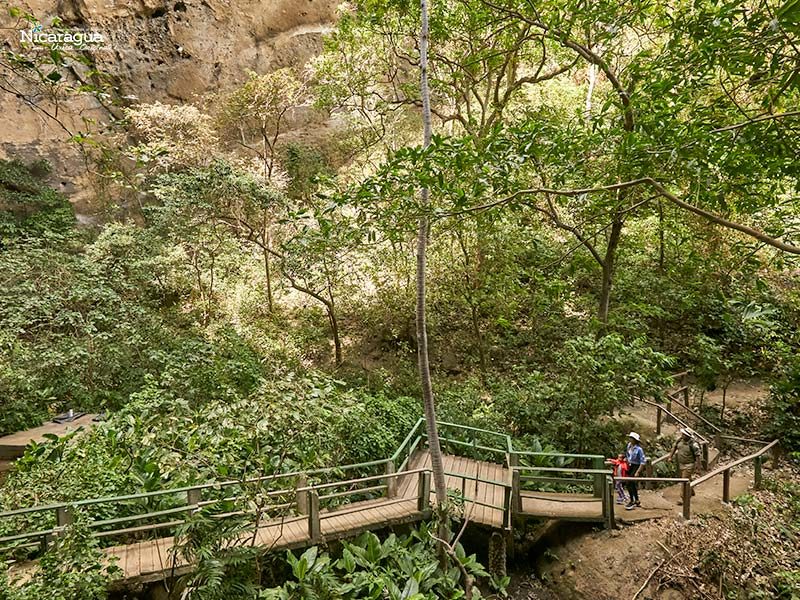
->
[8, 450, 613, 588]
[520, 491, 604, 521]
[105, 492, 424, 585]
[407, 450, 509, 529]
[0, 414, 98, 459]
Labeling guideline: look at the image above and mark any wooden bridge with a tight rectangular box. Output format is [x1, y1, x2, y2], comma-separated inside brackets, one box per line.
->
[0, 382, 780, 587]
[1, 419, 619, 585]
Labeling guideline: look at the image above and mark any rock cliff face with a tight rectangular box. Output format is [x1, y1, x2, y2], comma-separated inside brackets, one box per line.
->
[0, 0, 337, 214]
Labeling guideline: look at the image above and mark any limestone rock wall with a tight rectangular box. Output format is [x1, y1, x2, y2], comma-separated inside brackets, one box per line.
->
[0, 0, 337, 214]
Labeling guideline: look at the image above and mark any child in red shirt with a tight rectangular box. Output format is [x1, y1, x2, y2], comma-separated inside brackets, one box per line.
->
[605, 453, 629, 504]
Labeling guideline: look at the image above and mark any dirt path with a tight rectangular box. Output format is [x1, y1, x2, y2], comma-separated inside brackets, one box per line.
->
[524, 378, 772, 600]
[699, 379, 767, 408]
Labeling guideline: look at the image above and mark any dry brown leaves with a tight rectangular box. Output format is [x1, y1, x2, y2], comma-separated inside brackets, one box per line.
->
[652, 468, 800, 599]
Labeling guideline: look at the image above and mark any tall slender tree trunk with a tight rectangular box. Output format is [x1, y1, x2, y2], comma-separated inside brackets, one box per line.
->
[327, 301, 343, 368]
[584, 64, 597, 123]
[418, 0, 449, 541]
[598, 216, 623, 325]
[470, 304, 488, 379]
[262, 233, 274, 312]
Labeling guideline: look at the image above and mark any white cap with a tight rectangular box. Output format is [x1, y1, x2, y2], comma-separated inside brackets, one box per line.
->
[628, 431, 641, 442]
[680, 428, 692, 436]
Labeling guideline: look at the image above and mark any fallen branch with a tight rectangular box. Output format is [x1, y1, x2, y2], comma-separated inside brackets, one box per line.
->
[632, 542, 685, 600]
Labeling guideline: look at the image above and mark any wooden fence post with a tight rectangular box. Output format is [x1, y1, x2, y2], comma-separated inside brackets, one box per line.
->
[308, 490, 321, 542]
[502, 485, 512, 529]
[771, 445, 781, 470]
[512, 469, 521, 513]
[187, 487, 202, 508]
[701, 442, 709, 471]
[385, 461, 397, 498]
[682, 482, 691, 520]
[683, 385, 689, 407]
[56, 506, 73, 528]
[601, 479, 613, 530]
[656, 405, 662, 436]
[592, 457, 604, 498]
[754, 456, 762, 490]
[722, 469, 731, 503]
[417, 471, 431, 513]
[507, 451, 519, 471]
[296, 475, 308, 515]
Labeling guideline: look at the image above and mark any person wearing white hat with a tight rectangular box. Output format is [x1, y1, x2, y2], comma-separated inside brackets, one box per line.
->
[625, 432, 646, 510]
[668, 428, 702, 504]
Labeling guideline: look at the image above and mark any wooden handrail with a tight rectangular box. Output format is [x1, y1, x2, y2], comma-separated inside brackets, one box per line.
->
[719, 434, 769, 445]
[614, 476, 689, 483]
[691, 440, 779, 488]
[514, 466, 611, 475]
[296, 468, 426, 493]
[664, 394, 722, 434]
[0, 461, 395, 520]
[637, 397, 712, 442]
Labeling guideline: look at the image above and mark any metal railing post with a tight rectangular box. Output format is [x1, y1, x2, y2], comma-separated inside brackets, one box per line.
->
[417, 471, 431, 513]
[385, 461, 397, 498]
[508, 450, 518, 469]
[308, 490, 321, 542]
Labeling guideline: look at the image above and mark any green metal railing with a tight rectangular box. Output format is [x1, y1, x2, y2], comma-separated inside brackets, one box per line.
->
[0, 418, 603, 558]
[4, 392, 758, 564]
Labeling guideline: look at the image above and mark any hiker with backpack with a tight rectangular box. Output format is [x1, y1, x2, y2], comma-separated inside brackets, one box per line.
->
[669, 428, 703, 504]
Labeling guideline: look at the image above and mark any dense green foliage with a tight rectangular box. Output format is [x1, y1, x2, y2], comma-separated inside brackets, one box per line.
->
[2, 0, 800, 595]
[261, 528, 500, 600]
[0, 520, 119, 600]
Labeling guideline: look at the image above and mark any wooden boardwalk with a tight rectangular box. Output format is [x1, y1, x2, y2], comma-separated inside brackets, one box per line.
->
[0, 414, 98, 459]
[520, 491, 603, 521]
[7, 411, 766, 590]
[407, 451, 510, 529]
[103, 450, 513, 585]
[108, 497, 424, 585]
[2, 376, 781, 594]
